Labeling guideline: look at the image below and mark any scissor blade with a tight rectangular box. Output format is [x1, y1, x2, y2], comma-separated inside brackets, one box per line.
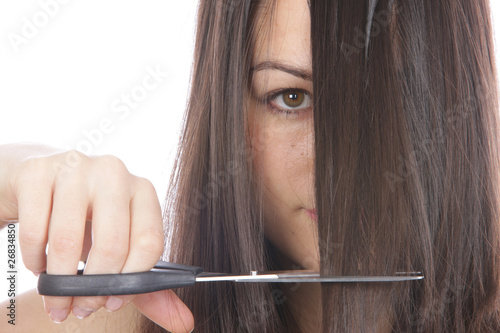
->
[195, 270, 424, 283]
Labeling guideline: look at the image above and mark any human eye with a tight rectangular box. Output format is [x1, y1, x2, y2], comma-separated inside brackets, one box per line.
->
[264, 88, 313, 118]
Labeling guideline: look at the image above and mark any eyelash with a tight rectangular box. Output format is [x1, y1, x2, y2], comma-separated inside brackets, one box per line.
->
[263, 88, 313, 118]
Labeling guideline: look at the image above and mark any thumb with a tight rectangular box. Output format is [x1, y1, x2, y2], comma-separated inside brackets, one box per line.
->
[133, 290, 194, 333]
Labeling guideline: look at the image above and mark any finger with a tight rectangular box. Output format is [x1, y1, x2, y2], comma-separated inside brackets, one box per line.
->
[71, 163, 132, 317]
[16, 162, 52, 275]
[44, 172, 89, 323]
[134, 290, 194, 333]
[104, 177, 164, 312]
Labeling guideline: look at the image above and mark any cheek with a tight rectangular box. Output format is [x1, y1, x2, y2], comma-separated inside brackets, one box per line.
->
[251, 118, 315, 213]
[250, 119, 319, 270]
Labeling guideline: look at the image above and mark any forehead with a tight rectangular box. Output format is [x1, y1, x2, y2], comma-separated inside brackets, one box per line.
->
[252, 0, 311, 68]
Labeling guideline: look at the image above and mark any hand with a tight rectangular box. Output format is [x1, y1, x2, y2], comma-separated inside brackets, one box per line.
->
[0, 146, 194, 332]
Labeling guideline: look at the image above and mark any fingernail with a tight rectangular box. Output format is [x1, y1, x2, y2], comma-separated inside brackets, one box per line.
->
[72, 307, 94, 319]
[42, 296, 48, 314]
[49, 309, 68, 323]
[104, 296, 123, 312]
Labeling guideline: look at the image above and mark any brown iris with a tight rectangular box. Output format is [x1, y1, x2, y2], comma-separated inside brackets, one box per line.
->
[283, 90, 305, 108]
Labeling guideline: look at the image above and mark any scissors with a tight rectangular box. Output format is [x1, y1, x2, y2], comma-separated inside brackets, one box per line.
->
[37, 260, 424, 296]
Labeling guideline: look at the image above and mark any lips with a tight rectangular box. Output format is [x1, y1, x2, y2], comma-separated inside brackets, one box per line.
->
[305, 209, 317, 222]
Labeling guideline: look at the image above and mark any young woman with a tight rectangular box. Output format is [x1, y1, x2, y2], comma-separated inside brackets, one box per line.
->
[1, 0, 499, 332]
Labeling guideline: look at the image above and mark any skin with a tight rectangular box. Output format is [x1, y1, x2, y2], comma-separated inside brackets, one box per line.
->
[0, 147, 194, 333]
[0, 0, 320, 332]
[250, 0, 318, 273]
[249, 0, 321, 331]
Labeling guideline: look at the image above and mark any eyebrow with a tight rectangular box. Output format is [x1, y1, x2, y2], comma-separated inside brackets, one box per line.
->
[250, 61, 313, 81]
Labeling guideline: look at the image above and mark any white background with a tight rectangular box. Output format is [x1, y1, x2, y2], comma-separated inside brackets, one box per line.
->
[1, 0, 500, 303]
[0, 0, 199, 302]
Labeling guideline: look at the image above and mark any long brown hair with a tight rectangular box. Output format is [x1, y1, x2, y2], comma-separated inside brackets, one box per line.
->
[142, 0, 500, 331]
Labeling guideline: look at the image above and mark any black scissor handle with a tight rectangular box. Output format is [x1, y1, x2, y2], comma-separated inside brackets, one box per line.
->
[37, 262, 203, 296]
[153, 260, 204, 274]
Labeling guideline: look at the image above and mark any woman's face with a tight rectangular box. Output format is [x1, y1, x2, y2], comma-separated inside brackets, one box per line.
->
[249, 0, 319, 270]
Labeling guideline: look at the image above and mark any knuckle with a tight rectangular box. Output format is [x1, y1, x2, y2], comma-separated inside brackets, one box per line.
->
[94, 155, 128, 175]
[135, 177, 155, 190]
[50, 233, 81, 256]
[16, 157, 37, 177]
[14, 157, 48, 189]
[52, 150, 90, 183]
[62, 150, 87, 165]
[57, 149, 87, 168]
[92, 155, 132, 188]
[20, 230, 45, 249]
[135, 230, 164, 259]
[134, 177, 159, 200]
